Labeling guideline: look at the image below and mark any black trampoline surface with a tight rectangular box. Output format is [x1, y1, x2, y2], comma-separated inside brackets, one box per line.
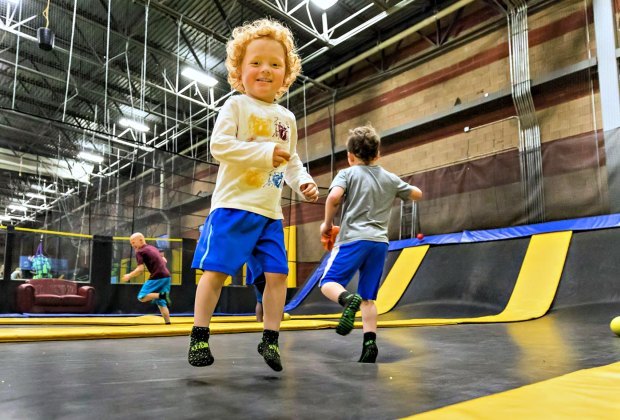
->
[0, 304, 618, 420]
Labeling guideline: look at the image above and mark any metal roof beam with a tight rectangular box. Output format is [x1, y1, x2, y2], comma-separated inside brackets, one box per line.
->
[250, 0, 331, 47]
[212, 0, 234, 33]
[44, 0, 229, 86]
[372, 1, 389, 11]
[133, 0, 229, 45]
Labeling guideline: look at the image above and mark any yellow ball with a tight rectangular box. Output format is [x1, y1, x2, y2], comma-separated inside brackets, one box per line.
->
[282, 313, 291, 321]
[610, 316, 620, 336]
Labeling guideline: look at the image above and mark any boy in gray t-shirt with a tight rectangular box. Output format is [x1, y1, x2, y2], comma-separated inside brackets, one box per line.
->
[319, 125, 422, 363]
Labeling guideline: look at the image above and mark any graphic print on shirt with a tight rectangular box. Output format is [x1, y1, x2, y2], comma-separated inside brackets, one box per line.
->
[266, 171, 285, 188]
[242, 114, 290, 190]
[267, 117, 290, 188]
[243, 167, 265, 188]
[243, 114, 271, 187]
[274, 120, 289, 142]
[248, 114, 272, 137]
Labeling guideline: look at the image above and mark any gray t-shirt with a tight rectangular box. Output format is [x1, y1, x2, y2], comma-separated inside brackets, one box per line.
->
[329, 165, 414, 245]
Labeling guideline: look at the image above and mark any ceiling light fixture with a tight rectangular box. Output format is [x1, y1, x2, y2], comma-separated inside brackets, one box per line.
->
[78, 151, 104, 164]
[8, 204, 27, 212]
[32, 184, 58, 193]
[23, 203, 49, 210]
[118, 117, 149, 132]
[310, 0, 338, 10]
[181, 68, 218, 87]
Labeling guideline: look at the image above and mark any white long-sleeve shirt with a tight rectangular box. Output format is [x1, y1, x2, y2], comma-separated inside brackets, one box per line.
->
[209, 94, 315, 220]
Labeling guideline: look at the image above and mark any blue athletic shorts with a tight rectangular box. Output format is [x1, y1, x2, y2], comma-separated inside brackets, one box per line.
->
[138, 277, 171, 307]
[319, 240, 389, 300]
[253, 282, 265, 304]
[192, 208, 289, 277]
[246, 256, 266, 303]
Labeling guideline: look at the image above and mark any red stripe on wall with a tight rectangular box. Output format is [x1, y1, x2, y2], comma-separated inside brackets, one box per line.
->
[299, 9, 588, 140]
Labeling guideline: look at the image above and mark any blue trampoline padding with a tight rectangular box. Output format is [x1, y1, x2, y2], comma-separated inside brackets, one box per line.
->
[284, 252, 330, 312]
[389, 213, 620, 251]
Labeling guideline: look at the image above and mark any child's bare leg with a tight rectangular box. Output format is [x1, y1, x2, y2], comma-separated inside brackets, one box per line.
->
[255, 302, 263, 322]
[359, 299, 378, 363]
[321, 282, 361, 336]
[188, 270, 227, 367]
[194, 271, 228, 326]
[141, 291, 171, 308]
[360, 300, 377, 332]
[258, 272, 287, 371]
[262, 273, 286, 331]
[138, 292, 160, 303]
[320, 281, 347, 303]
[158, 305, 171, 324]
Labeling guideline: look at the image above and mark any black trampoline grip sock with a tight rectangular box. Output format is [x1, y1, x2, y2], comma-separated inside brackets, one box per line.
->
[363, 332, 377, 344]
[191, 326, 210, 341]
[262, 329, 279, 344]
[338, 291, 352, 307]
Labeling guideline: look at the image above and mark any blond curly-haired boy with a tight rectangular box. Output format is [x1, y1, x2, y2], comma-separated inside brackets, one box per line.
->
[189, 19, 318, 372]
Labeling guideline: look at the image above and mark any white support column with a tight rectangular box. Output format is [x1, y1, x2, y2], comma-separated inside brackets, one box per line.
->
[594, 0, 620, 130]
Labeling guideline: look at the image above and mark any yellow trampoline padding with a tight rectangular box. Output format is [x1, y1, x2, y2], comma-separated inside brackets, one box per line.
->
[0, 315, 256, 326]
[406, 361, 620, 419]
[293, 245, 430, 320]
[0, 319, 337, 342]
[371, 231, 572, 328]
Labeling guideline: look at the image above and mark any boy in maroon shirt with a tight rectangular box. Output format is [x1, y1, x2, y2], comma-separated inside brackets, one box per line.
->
[123, 232, 172, 324]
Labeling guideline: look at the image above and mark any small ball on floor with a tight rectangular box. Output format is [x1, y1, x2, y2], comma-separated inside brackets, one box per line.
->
[610, 316, 620, 336]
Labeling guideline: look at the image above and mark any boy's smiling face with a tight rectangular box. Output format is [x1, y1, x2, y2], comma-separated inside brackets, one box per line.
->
[241, 37, 286, 103]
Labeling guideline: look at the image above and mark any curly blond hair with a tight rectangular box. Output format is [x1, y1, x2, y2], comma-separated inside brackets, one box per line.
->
[226, 19, 301, 100]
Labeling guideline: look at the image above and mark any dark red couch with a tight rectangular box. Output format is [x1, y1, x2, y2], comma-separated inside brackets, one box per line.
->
[16, 279, 96, 313]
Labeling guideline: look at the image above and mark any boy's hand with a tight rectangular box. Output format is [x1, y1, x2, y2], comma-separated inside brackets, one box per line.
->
[122, 274, 131, 283]
[320, 224, 340, 251]
[320, 222, 333, 238]
[300, 183, 318, 202]
[273, 144, 290, 168]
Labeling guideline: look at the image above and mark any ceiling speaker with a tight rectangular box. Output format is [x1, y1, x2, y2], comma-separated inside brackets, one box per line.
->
[37, 27, 55, 51]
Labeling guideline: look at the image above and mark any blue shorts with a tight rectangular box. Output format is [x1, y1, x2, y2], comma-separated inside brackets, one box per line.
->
[138, 277, 171, 307]
[319, 241, 388, 300]
[253, 282, 265, 304]
[246, 256, 266, 303]
[192, 208, 289, 277]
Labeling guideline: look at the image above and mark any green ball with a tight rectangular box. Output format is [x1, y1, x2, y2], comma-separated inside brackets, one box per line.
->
[610, 316, 620, 336]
